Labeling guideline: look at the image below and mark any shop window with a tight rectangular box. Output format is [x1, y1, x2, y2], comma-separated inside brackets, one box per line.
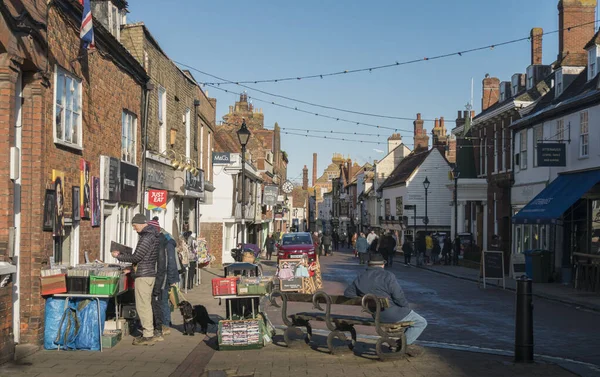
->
[54, 66, 82, 148]
[117, 205, 133, 247]
[520, 130, 527, 169]
[54, 220, 79, 266]
[523, 225, 531, 251]
[580, 111, 589, 158]
[121, 111, 137, 164]
[158, 86, 167, 153]
[515, 225, 522, 254]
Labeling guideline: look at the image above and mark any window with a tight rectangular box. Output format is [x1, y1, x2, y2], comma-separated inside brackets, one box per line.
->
[526, 66, 534, 90]
[200, 123, 205, 169]
[580, 111, 589, 157]
[500, 126, 505, 171]
[54, 66, 82, 147]
[588, 47, 597, 80]
[185, 108, 191, 159]
[109, 3, 120, 40]
[117, 205, 133, 247]
[509, 118, 513, 171]
[396, 197, 403, 216]
[121, 111, 137, 164]
[53, 220, 79, 266]
[493, 125, 498, 173]
[556, 70, 563, 97]
[208, 131, 212, 179]
[533, 125, 543, 167]
[515, 225, 522, 254]
[520, 130, 527, 169]
[479, 136, 484, 176]
[556, 119, 564, 141]
[483, 135, 487, 175]
[511, 74, 520, 96]
[493, 193, 498, 236]
[158, 86, 167, 153]
[384, 199, 391, 217]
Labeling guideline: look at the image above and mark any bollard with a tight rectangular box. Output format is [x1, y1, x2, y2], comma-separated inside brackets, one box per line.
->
[514, 276, 534, 363]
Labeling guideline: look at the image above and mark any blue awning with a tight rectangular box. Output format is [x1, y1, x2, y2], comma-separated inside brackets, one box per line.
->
[512, 170, 600, 224]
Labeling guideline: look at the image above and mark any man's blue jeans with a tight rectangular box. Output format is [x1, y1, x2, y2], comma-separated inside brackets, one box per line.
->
[401, 310, 427, 345]
[161, 286, 171, 326]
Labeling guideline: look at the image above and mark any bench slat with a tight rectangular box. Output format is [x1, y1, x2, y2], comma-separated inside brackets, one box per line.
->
[291, 312, 413, 328]
[283, 293, 390, 308]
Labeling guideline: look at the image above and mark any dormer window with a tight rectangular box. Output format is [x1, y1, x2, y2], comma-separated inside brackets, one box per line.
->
[511, 75, 519, 97]
[588, 46, 598, 80]
[555, 70, 563, 97]
[526, 66, 534, 90]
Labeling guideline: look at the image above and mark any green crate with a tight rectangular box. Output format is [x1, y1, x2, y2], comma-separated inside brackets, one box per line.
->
[102, 330, 122, 348]
[89, 275, 119, 296]
[218, 319, 264, 351]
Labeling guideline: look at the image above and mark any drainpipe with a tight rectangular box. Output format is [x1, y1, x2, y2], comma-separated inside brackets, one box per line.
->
[140, 82, 154, 213]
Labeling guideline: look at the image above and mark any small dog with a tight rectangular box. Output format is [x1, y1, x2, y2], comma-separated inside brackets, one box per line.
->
[178, 301, 215, 335]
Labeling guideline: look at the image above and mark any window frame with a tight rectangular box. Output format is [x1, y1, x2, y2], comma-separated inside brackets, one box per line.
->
[533, 125, 543, 167]
[500, 125, 505, 172]
[556, 119, 565, 141]
[520, 129, 528, 170]
[121, 110, 137, 165]
[158, 86, 167, 153]
[493, 124, 498, 173]
[117, 205, 134, 247]
[556, 70, 563, 97]
[580, 111, 589, 158]
[53, 65, 83, 149]
[185, 108, 191, 159]
[588, 47, 597, 80]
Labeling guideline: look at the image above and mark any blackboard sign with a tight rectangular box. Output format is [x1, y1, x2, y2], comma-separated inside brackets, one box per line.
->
[278, 259, 304, 292]
[537, 143, 566, 167]
[481, 250, 505, 289]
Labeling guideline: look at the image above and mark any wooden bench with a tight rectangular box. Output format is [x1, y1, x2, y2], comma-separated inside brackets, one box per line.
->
[269, 290, 414, 360]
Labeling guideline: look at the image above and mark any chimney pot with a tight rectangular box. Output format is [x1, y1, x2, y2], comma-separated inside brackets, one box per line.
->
[482, 76, 501, 111]
[457, 110, 462, 119]
[416, 113, 421, 120]
[434, 118, 439, 128]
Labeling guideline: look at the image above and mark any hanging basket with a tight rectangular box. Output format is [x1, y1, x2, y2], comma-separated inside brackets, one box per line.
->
[242, 251, 256, 264]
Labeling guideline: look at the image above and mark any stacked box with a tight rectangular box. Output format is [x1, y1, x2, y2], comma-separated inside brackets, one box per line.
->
[41, 274, 67, 295]
[212, 277, 237, 296]
[218, 319, 263, 350]
[89, 275, 119, 296]
[66, 276, 89, 294]
[101, 330, 122, 348]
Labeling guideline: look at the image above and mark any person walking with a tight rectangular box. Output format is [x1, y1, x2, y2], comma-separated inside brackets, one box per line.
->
[402, 237, 414, 266]
[425, 233, 434, 266]
[366, 230, 377, 246]
[379, 230, 396, 268]
[368, 233, 379, 257]
[322, 232, 333, 256]
[442, 237, 452, 265]
[344, 254, 427, 356]
[452, 235, 461, 266]
[332, 231, 339, 251]
[355, 232, 369, 264]
[432, 237, 441, 265]
[264, 233, 276, 260]
[416, 234, 426, 267]
[112, 214, 160, 345]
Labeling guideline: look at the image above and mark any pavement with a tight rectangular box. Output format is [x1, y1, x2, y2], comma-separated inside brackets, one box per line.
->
[0, 249, 593, 377]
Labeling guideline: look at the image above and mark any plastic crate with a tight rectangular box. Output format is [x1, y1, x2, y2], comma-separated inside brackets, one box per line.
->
[41, 274, 67, 295]
[212, 277, 237, 296]
[101, 330, 122, 348]
[66, 276, 90, 294]
[237, 282, 269, 296]
[218, 319, 264, 350]
[89, 275, 119, 296]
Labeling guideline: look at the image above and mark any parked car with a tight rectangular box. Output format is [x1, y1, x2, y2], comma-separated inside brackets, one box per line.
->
[276, 232, 316, 262]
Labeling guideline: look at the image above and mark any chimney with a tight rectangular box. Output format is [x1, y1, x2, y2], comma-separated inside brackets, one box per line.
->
[482, 75, 500, 111]
[229, 105, 233, 114]
[302, 165, 309, 190]
[531, 28, 544, 65]
[413, 113, 429, 152]
[558, 0, 597, 67]
[312, 153, 317, 186]
[387, 133, 402, 153]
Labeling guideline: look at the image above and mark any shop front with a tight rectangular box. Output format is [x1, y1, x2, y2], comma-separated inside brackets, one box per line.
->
[182, 170, 205, 235]
[144, 159, 176, 235]
[512, 169, 600, 289]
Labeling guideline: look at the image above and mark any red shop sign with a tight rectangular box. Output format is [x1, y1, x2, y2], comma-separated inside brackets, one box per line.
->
[147, 189, 167, 210]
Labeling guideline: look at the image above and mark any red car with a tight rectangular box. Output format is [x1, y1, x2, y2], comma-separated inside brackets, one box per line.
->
[276, 232, 316, 262]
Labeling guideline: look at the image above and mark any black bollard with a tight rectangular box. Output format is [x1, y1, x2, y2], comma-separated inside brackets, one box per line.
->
[514, 276, 534, 363]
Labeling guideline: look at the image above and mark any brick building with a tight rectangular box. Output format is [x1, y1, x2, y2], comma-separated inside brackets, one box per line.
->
[121, 22, 217, 240]
[0, 0, 149, 361]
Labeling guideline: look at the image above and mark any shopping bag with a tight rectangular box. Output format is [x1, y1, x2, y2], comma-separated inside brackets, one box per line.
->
[168, 285, 186, 312]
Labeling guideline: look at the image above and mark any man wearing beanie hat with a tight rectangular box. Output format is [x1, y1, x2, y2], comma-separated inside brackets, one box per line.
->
[344, 253, 427, 357]
[112, 213, 160, 345]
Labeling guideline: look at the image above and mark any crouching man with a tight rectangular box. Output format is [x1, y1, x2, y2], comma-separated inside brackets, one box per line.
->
[343, 254, 427, 356]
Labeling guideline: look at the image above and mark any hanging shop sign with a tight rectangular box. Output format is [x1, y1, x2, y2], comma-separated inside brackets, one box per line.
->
[145, 160, 174, 191]
[120, 162, 139, 204]
[79, 159, 91, 220]
[536, 143, 566, 167]
[212, 152, 231, 165]
[99, 156, 121, 202]
[185, 170, 205, 200]
[147, 189, 168, 210]
[263, 185, 278, 206]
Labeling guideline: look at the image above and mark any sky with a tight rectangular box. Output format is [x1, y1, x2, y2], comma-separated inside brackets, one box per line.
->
[127, 0, 581, 184]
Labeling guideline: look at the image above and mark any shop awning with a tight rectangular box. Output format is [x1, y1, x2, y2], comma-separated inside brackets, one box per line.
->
[512, 170, 600, 224]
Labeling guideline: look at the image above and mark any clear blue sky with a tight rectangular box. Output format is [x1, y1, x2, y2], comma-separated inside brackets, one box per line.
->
[128, 0, 573, 183]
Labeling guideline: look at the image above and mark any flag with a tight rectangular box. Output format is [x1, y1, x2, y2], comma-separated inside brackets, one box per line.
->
[80, 0, 95, 49]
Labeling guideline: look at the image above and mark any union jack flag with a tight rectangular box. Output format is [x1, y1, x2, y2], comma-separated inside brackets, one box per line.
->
[80, 0, 95, 49]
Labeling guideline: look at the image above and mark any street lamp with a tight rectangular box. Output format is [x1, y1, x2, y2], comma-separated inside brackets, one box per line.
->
[237, 120, 251, 245]
[453, 166, 460, 243]
[423, 176, 430, 234]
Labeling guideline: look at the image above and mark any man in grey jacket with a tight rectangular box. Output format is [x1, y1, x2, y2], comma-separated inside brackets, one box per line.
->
[112, 214, 160, 346]
[344, 254, 427, 356]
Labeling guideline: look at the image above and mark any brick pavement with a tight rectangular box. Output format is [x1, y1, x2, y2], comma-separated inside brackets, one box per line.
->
[0, 255, 578, 377]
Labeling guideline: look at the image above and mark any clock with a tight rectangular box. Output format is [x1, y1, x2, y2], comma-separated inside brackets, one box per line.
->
[282, 180, 294, 194]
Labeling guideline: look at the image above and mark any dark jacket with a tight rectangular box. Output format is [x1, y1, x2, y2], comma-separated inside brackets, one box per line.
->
[368, 237, 379, 253]
[344, 267, 411, 323]
[402, 241, 413, 256]
[442, 238, 452, 255]
[163, 231, 180, 285]
[322, 234, 332, 246]
[416, 236, 426, 254]
[153, 233, 167, 296]
[380, 235, 396, 255]
[433, 241, 441, 256]
[264, 236, 276, 252]
[117, 225, 160, 278]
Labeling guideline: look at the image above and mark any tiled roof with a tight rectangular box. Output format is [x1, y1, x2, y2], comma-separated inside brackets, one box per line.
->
[584, 29, 600, 49]
[377, 149, 432, 191]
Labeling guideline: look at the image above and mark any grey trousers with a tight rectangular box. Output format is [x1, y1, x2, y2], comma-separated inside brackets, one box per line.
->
[135, 277, 156, 338]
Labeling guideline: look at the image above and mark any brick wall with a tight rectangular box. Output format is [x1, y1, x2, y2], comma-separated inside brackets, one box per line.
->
[558, 0, 597, 66]
[203, 222, 223, 267]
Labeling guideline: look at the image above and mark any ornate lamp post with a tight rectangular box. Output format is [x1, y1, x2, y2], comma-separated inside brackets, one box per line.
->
[423, 176, 430, 234]
[237, 120, 251, 244]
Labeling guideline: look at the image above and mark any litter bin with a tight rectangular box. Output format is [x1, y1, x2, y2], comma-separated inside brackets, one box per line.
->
[524, 250, 534, 280]
[532, 249, 552, 283]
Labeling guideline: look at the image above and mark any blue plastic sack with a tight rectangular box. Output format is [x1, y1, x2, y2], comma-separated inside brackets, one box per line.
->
[75, 298, 108, 351]
[43, 297, 67, 350]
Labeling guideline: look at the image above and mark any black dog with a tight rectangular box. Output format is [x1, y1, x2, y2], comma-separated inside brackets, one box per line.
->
[178, 301, 215, 335]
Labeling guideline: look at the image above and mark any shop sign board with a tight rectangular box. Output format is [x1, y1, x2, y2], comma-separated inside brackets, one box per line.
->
[278, 259, 304, 292]
[145, 160, 174, 191]
[480, 250, 505, 289]
[100, 156, 121, 202]
[120, 162, 139, 204]
[212, 152, 231, 165]
[147, 189, 167, 210]
[263, 185, 278, 206]
[537, 143, 566, 167]
[185, 170, 205, 200]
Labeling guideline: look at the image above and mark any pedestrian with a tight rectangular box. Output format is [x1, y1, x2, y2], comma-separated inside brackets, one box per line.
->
[368, 233, 379, 257]
[332, 231, 339, 251]
[264, 233, 276, 260]
[355, 232, 369, 264]
[366, 230, 377, 246]
[112, 214, 160, 345]
[344, 254, 427, 357]
[402, 236, 414, 266]
[432, 238, 441, 265]
[416, 234, 426, 266]
[341, 231, 348, 249]
[182, 231, 197, 289]
[322, 232, 333, 256]
[318, 231, 324, 256]
[442, 237, 452, 265]
[425, 233, 433, 265]
[379, 230, 396, 268]
[452, 235, 461, 266]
